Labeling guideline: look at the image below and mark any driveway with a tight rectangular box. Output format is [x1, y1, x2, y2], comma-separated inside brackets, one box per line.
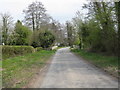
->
[34, 47, 118, 88]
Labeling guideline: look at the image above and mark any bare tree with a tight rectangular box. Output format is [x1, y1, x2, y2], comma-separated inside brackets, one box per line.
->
[1, 13, 13, 45]
[23, 1, 49, 31]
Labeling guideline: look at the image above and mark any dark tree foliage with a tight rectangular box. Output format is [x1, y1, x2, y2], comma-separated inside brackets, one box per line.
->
[71, 2, 118, 55]
[38, 30, 55, 48]
[115, 1, 120, 57]
[31, 30, 55, 48]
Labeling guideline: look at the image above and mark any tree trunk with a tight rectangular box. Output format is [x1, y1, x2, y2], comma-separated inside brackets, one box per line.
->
[32, 13, 35, 31]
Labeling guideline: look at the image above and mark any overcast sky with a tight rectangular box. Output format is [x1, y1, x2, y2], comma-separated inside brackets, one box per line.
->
[0, 0, 87, 24]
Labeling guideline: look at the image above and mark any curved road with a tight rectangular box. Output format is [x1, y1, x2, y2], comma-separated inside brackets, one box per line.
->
[36, 47, 118, 88]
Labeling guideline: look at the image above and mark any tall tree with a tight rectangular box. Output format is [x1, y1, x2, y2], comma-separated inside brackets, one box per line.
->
[23, 1, 48, 31]
[13, 20, 32, 45]
[72, 12, 85, 49]
[66, 22, 73, 46]
[117, 2, 120, 40]
[82, 2, 117, 54]
[1, 13, 13, 45]
[49, 20, 66, 46]
[115, 1, 120, 57]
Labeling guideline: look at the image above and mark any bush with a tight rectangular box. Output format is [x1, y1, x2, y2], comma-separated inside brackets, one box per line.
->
[31, 30, 55, 48]
[9, 20, 32, 45]
[2, 45, 35, 59]
[36, 47, 43, 51]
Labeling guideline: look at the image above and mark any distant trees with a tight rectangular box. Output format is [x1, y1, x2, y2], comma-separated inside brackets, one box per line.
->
[66, 22, 73, 46]
[0, 1, 66, 49]
[72, 12, 82, 48]
[1, 1, 119, 53]
[23, 1, 50, 31]
[68, 2, 119, 55]
[31, 30, 55, 48]
[72, 12, 89, 49]
[84, 2, 118, 54]
[22, 1, 56, 48]
[50, 21, 66, 46]
[38, 30, 55, 48]
[1, 13, 13, 45]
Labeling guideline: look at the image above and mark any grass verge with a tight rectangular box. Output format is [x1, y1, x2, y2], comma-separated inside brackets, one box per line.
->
[71, 49, 118, 77]
[2, 50, 55, 88]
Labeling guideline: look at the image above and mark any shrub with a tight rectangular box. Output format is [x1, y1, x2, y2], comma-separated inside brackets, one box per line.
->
[38, 30, 55, 48]
[2, 45, 35, 59]
[36, 47, 43, 51]
[8, 20, 32, 45]
[31, 30, 55, 48]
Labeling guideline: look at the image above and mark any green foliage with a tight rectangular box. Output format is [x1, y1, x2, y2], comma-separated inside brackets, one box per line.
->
[90, 2, 117, 54]
[73, 37, 80, 45]
[32, 30, 55, 48]
[9, 20, 32, 45]
[115, 2, 120, 57]
[79, 22, 89, 48]
[36, 47, 43, 51]
[72, 2, 118, 55]
[85, 19, 104, 51]
[2, 50, 55, 88]
[2, 45, 35, 59]
[38, 30, 55, 48]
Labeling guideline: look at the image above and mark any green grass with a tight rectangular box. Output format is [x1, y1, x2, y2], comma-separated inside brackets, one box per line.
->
[71, 49, 118, 77]
[2, 50, 55, 88]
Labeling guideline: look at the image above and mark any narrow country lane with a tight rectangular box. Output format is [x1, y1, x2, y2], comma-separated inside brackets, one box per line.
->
[35, 47, 118, 88]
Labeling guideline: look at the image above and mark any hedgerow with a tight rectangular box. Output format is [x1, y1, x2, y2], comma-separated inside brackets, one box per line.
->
[2, 46, 35, 59]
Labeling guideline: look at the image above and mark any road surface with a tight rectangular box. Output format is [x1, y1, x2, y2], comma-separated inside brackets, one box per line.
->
[33, 47, 118, 88]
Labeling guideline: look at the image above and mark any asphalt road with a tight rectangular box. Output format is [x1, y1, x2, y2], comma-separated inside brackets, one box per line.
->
[37, 47, 118, 88]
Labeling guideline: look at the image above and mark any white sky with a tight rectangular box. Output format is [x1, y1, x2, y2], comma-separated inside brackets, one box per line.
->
[0, 0, 87, 24]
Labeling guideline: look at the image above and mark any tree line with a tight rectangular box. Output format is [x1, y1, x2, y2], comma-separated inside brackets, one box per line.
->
[1, 1, 66, 48]
[1, 1, 120, 55]
[66, 1, 120, 56]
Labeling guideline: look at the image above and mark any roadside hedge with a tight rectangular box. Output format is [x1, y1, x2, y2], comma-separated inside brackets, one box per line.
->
[36, 47, 43, 51]
[2, 45, 35, 59]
